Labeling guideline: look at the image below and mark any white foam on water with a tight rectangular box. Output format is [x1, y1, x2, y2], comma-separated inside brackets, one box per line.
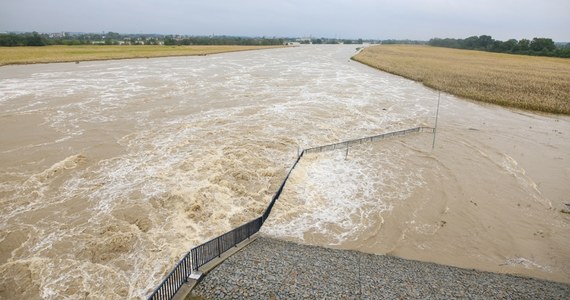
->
[1, 135, 74, 155]
[262, 144, 426, 245]
[505, 257, 553, 273]
[500, 154, 552, 208]
[0, 45, 470, 299]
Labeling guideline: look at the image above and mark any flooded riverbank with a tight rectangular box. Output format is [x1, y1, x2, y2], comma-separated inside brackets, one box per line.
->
[263, 99, 570, 283]
[1, 45, 569, 299]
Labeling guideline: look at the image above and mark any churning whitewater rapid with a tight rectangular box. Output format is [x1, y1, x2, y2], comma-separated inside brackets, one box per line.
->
[1, 45, 569, 299]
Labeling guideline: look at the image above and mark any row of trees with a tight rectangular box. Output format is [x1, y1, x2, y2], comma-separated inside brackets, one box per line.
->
[310, 38, 365, 44]
[0, 32, 47, 46]
[0, 32, 284, 47]
[0, 32, 423, 47]
[380, 39, 425, 45]
[0, 32, 161, 46]
[163, 36, 283, 46]
[0, 33, 374, 46]
[428, 35, 570, 58]
[295, 38, 422, 45]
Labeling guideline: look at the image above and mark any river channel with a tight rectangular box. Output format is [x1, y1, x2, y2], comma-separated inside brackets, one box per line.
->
[1, 45, 569, 299]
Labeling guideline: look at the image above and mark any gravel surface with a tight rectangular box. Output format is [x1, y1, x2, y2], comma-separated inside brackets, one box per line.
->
[190, 237, 570, 299]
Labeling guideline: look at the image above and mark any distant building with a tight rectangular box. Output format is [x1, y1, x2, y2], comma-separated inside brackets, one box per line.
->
[48, 32, 66, 38]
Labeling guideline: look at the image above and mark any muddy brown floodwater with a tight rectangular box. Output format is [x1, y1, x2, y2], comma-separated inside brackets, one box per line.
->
[1, 45, 569, 299]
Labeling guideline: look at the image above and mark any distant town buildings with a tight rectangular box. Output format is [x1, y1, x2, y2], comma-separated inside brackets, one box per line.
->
[0, 31, 389, 47]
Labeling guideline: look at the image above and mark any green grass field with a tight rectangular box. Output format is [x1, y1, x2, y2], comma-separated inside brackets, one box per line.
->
[0, 45, 282, 66]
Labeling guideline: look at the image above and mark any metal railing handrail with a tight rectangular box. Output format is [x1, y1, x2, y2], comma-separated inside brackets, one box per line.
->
[190, 217, 262, 271]
[147, 126, 433, 299]
[262, 151, 304, 224]
[147, 252, 192, 300]
[304, 126, 433, 154]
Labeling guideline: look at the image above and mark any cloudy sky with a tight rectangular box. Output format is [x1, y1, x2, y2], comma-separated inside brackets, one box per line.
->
[1, 0, 569, 41]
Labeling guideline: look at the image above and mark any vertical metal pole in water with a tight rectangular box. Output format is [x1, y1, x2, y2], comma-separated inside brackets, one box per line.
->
[432, 91, 441, 150]
[345, 144, 349, 160]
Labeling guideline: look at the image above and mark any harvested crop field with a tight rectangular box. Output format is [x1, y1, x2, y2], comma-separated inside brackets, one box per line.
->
[353, 45, 570, 115]
[0, 45, 282, 66]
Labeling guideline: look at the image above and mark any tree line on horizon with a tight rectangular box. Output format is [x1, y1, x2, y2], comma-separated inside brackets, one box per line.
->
[0, 32, 285, 46]
[163, 35, 283, 46]
[428, 35, 570, 58]
[0, 31, 400, 47]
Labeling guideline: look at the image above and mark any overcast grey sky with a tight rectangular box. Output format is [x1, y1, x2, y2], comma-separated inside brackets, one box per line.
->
[1, 0, 569, 41]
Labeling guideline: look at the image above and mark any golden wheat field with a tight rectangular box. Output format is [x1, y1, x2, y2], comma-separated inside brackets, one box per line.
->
[0, 45, 281, 66]
[353, 45, 570, 115]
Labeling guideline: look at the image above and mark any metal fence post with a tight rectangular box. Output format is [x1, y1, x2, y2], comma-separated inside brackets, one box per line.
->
[433, 91, 441, 150]
[218, 237, 221, 258]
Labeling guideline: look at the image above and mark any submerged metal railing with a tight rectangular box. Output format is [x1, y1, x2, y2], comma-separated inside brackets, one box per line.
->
[304, 127, 434, 154]
[262, 151, 304, 223]
[147, 126, 432, 300]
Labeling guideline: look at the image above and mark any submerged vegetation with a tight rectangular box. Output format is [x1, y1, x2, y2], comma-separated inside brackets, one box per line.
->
[353, 45, 570, 115]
